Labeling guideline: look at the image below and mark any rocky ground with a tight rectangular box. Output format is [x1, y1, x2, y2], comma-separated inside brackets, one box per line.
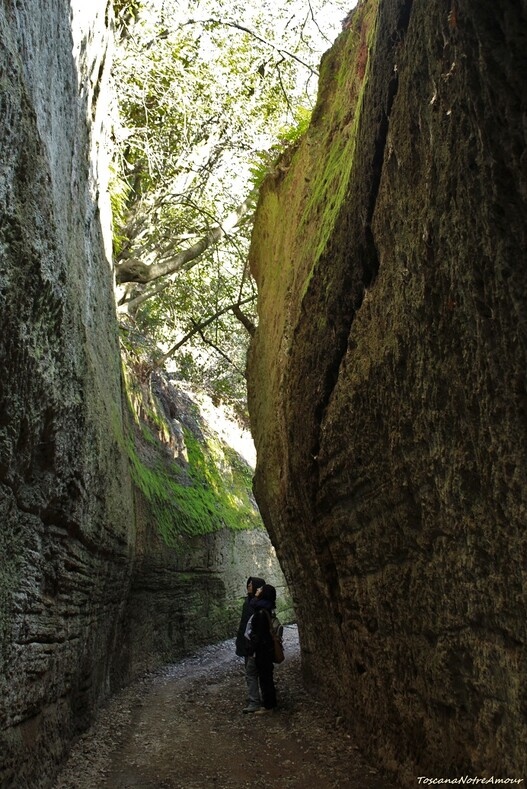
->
[53, 626, 401, 789]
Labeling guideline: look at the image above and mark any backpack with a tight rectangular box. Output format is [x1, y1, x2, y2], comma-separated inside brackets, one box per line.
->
[265, 611, 285, 664]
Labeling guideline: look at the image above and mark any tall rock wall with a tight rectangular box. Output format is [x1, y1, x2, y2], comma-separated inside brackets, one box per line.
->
[248, 0, 527, 782]
[0, 1, 136, 785]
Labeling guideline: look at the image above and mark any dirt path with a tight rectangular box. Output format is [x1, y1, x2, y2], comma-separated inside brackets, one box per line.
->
[53, 626, 400, 789]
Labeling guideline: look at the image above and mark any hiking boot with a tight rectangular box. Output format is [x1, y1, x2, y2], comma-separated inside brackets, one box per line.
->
[254, 707, 274, 715]
[243, 704, 261, 713]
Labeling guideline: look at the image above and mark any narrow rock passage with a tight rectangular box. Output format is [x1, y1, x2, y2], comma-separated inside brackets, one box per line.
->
[54, 627, 400, 789]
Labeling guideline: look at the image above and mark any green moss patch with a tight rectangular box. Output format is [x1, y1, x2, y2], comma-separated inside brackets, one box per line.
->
[119, 279, 264, 547]
[128, 428, 262, 546]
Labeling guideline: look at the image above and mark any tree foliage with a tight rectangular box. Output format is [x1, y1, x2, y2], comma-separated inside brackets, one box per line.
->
[111, 0, 350, 419]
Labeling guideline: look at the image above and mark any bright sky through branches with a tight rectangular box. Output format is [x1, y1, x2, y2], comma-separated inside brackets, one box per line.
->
[112, 0, 359, 416]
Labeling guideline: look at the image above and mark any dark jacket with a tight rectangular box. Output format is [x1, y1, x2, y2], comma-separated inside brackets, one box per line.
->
[247, 597, 274, 659]
[235, 576, 265, 657]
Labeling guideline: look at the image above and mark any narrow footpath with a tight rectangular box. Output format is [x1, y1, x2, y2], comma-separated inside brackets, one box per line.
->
[53, 626, 400, 789]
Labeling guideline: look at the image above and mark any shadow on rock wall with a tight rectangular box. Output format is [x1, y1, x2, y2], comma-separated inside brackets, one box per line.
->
[248, 0, 527, 784]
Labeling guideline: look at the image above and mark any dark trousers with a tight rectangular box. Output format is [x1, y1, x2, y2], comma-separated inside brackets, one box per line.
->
[255, 650, 277, 709]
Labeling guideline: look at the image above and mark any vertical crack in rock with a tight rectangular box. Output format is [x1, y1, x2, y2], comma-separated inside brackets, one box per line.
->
[286, 0, 417, 714]
[312, 0, 415, 481]
[364, 0, 413, 287]
[249, 0, 527, 781]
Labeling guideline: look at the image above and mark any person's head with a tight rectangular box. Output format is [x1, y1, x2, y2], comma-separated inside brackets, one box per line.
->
[247, 576, 265, 596]
[257, 584, 276, 605]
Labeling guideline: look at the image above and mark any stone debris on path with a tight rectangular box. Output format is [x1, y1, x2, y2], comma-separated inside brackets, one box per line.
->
[53, 626, 400, 789]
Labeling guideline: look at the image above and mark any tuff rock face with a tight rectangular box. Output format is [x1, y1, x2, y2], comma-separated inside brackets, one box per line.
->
[248, 0, 527, 782]
[0, 3, 287, 787]
[0, 2, 132, 784]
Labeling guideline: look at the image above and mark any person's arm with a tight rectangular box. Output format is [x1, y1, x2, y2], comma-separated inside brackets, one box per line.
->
[235, 599, 250, 654]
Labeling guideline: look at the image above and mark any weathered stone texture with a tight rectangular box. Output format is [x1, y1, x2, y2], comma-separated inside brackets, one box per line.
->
[0, 1, 135, 786]
[248, 0, 527, 782]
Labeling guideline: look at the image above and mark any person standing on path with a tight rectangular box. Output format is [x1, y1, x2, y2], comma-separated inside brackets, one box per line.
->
[235, 576, 266, 713]
[247, 583, 278, 714]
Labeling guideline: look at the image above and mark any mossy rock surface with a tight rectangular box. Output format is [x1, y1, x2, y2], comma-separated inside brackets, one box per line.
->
[123, 365, 264, 545]
[248, 0, 527, 783]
